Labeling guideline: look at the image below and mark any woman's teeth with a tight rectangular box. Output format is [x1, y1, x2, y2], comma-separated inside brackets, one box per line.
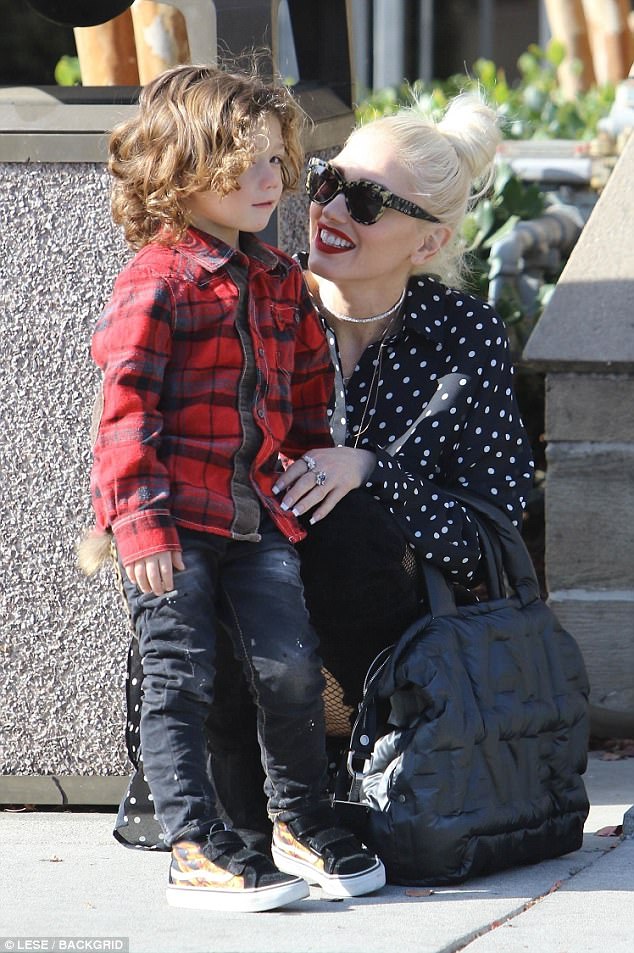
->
[320, 229, 353, 249]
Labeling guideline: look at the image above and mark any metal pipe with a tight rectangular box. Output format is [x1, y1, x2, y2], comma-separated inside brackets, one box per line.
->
[349, 0, 372, 94]
[373, 0, 405, 89]
[487, 204, 586, 311]
[417, 0, 434, 83]
[478, 0, 495, 60]
[500, 156, 594, 185]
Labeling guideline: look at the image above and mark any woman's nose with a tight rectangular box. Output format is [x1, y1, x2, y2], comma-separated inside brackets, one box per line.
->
[320, 191, 349, 221]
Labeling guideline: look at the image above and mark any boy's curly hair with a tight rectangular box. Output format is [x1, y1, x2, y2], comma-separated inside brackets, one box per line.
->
[109, 63, 305, 250]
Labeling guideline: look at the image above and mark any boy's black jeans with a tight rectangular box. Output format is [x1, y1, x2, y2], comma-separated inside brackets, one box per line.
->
[203, 489, 421, 838]
[120, 515, 329, 847]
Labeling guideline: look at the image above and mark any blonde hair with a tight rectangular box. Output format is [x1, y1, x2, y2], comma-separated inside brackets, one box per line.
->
[348, 93, 501, 286]
[109, 63, 306, 250]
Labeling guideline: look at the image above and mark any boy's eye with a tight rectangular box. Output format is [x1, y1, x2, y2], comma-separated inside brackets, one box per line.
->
[271, 155, 285, 166]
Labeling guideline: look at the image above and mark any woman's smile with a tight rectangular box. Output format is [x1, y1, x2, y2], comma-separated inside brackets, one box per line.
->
[315, 225, 355, 253]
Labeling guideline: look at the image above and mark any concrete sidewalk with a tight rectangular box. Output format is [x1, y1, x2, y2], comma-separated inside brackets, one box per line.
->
[1, 751, 632, 953]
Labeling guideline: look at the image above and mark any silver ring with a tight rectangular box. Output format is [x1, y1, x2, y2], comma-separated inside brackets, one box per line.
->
[315, 470, 327, 487]
[303, 454, 317, 471]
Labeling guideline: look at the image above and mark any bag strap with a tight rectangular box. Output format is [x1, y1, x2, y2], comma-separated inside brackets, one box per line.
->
[446, 486, 540, 608]
[418, 487, 539, 619]
[420, 512, 505, 619]
[345, 646, 395, 800]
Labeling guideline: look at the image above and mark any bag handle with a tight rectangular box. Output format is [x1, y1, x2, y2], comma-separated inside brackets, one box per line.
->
[386, 390, 539, 606]
[420, 511, 505, 619]
[445, 486, 540, 608]
[344, 646, 395, 798]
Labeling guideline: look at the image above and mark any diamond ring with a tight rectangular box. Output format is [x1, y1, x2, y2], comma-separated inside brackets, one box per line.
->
[302, 455, 317, 471]
[315, 470, 327, 487]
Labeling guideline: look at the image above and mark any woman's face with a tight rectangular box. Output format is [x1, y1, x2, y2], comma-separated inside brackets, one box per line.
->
[307, 127, 442, 293]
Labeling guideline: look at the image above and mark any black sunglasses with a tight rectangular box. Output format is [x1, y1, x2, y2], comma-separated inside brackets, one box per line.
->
[305, 157, 440, 226]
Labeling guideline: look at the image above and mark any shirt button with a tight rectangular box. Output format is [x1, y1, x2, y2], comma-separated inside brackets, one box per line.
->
[257, 409, 265, 418]
[258, 347, 265, 357]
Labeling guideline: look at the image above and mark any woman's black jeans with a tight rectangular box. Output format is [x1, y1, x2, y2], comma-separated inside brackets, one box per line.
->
[119, 516, 328, 847]
[297, 488, 421, 706]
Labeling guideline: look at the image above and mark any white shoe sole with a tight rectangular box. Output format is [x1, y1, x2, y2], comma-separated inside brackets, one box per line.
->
[166, 876, 309, 912]
[271, 846, 386, 898]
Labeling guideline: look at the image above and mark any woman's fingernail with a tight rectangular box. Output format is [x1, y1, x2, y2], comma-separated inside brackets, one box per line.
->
[272, 484, 280, 495]
[280, 501, 289, 511]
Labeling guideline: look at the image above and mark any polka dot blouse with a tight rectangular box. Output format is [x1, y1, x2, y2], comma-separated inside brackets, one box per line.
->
[319, 271, 535, 585]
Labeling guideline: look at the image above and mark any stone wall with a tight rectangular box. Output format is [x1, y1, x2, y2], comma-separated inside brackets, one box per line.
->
[524, 134, 634, 717]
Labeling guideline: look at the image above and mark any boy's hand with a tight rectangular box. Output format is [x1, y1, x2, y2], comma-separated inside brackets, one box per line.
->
[125, 550, 185, 596]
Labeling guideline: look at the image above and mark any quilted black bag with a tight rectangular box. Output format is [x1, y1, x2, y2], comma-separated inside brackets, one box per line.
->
[335, 489, 590, 885]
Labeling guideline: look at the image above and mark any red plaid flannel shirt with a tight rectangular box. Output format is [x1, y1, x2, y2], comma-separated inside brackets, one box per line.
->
[90, 229, 334, 565]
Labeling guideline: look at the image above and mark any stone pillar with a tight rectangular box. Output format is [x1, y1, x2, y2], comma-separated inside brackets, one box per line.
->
[543, 0, 595, 95]
[523, 132, 634, 726]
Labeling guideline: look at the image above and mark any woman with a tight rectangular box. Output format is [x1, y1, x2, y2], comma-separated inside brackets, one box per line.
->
[115, 92, 534, 851]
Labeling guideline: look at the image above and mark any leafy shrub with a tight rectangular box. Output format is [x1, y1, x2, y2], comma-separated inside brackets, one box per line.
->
[356, 42, 613, 337]
[356, 41, 615, 141]
[55, 55, 81, 86]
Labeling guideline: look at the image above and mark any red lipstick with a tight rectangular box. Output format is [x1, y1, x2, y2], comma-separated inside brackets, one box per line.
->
[314, 225, 355, 254]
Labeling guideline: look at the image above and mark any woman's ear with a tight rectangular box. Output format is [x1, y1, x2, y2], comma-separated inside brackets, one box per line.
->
[410, 225, 452, 267]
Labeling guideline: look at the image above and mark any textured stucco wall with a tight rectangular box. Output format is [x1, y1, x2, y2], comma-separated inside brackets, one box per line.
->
[0, 161, 311, 779]
[0, 163, 132, 776]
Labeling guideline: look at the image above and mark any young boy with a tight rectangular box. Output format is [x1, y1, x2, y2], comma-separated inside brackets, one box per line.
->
[82, 64, 385, 911]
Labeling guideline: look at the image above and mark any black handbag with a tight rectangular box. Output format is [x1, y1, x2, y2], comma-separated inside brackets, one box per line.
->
[335, 488, 590, 885]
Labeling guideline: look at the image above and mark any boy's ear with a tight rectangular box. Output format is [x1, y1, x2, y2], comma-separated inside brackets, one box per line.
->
[410, 225, 452, 267]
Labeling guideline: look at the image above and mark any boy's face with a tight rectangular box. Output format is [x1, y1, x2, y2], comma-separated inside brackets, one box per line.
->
[183, 114, 285, 247]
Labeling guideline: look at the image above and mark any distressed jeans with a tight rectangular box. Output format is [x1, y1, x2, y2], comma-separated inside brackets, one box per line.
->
[120, 516, 328, 846]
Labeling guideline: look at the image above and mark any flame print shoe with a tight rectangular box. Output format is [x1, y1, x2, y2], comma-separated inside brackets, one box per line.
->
[167, 827, 309, 912]
[272, 813, 386, 898]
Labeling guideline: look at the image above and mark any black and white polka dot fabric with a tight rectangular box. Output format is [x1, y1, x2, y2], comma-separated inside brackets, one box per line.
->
[114, 641, 168, 850]
[321, 271, 534, 586]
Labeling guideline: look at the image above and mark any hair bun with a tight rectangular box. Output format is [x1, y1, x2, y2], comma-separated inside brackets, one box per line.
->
[437, 93, 501, 183]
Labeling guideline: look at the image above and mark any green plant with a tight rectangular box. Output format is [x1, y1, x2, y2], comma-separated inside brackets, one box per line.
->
[355, 41, 613, 336]
[461, 162, 550, 330]
[355, 41, 615, 141]
[55, 54, 81, 86]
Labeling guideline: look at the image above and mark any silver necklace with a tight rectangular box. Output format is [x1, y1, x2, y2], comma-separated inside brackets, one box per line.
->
[320, 286, 407, 324]
[350, 315, 398, 447]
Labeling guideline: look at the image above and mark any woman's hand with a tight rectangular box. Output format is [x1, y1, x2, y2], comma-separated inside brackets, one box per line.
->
[125, 549, 185, 596]
[273, 447, 377, 524]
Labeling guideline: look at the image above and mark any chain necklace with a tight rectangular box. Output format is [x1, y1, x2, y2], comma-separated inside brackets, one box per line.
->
[307, 277, 406, 447]
[319, 286, 407, 324]
[350, 316, 397, 447]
